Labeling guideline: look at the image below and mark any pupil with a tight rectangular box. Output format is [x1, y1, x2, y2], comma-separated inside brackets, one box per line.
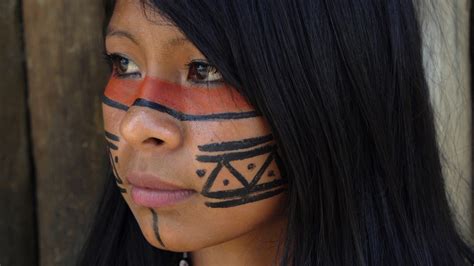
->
[196, 64, 208, 80]
[119, 58, 129, 72]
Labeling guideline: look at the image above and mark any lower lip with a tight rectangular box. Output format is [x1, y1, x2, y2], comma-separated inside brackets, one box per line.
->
[130, 186, 196, 208]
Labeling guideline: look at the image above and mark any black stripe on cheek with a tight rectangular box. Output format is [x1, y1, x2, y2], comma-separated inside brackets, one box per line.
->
[132, 98, 260, 121]
[198, 134, 274, 152]
[102, 94, 129, 111]
[204, 187, 286, 208]
[105, 130, 120, 141]
[107, 141, 118, 150]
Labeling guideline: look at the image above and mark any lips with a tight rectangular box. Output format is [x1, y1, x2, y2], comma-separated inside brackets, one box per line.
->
[127, 173, 196, 208]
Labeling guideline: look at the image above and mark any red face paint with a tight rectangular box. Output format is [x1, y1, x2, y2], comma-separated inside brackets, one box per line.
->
[103, 76, 254, 117]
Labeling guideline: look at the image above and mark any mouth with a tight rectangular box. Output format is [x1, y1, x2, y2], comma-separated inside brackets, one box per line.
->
[127, 173, 197, 208]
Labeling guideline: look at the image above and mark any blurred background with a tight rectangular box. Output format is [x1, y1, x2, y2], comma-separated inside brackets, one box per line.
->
[0, 0, 472, 265]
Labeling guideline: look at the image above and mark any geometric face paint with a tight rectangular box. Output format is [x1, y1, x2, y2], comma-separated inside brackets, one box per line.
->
[103, 75, 286, 210]
[105, 130, 127, 194]
[103, 76, 259, 121]
[106, 128, 166, 247]
[196, 134, 287, 208]
[101, 74, 284, 247]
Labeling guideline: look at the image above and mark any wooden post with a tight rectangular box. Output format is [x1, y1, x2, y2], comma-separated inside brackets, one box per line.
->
[22, 0, 109, 265]
[0, 0, 36, 265]
[420, 0, 472, 238]
[471, 0, 474, 243]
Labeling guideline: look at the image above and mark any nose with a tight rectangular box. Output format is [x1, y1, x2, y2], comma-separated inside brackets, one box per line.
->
[120, 104, 183, 152]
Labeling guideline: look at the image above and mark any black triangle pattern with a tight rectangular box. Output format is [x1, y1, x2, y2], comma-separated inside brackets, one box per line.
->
[196, 135, 287, 208]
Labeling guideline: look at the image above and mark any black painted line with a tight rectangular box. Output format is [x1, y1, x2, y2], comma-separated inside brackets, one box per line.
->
[198, 134, 273, 152]
[150, 208, 165, 247]
[111, 171, 122, 185]
[102, 95, 260, 121]
[105, 131, 120, 142]
[107, 141, 118, 150]
[196, 144, 275, 163]
[205, 187, 287, 208]
[108, 150, 123, 184]
[111, 162, 123, 184]
[222, 161, 249, 187]
[102, 94, 129, 111]
[274, 152, 286, 178]
[118, 186, 127, 193]
[202, 178, 287, 199]
[247, 151, 274, 188]
[201, 162, 224, 194]
[133, 98, 260, 121]
[112, 173, 123, 185]
[196, 169, 206, 177]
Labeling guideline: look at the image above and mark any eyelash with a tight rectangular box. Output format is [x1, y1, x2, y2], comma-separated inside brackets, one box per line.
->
[103, 53, 224, 86]
[103, 53, 141, 79]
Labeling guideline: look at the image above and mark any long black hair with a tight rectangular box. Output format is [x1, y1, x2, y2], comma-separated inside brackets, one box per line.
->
[79, 0, 474, 265]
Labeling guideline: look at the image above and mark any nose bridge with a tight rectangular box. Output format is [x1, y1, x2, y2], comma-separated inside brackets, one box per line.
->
[119, 77, 184, 151]
[134, 76, 153, 101]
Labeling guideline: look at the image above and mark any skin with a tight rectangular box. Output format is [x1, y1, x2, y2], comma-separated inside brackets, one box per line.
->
[103, 1, 288, 265]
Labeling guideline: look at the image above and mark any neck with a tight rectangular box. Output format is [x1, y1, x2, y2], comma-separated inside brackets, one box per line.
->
[190, 215, 287, 266]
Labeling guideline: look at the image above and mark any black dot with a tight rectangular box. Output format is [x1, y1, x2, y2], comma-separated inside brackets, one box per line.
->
[196, 169, 206, 178]
[247, 163, 256, 170]
[268, 170, 275, 177]
[114, 156, 119, 163]
[223, 179, 229, 186]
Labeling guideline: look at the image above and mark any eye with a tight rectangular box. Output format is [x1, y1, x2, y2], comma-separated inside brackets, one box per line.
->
[105, 53, 141, 79]
[186, 60, 223, 85]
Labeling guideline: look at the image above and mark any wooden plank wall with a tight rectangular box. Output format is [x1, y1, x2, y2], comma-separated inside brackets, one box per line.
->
[0, 0, 36, 265]
[470, 1, 474, 238]
[22, 0, 108, 265]
[420, 0, 473, 238]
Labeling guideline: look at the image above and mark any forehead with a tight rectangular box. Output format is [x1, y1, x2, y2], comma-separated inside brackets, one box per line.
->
[111, 0, 168, 26]
[108, 0, 188, 50]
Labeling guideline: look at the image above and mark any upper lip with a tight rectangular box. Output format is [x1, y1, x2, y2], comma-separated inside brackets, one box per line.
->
[127, 172, 191, 191]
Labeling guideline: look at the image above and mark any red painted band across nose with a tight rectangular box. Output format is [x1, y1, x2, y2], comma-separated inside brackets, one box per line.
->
[103, 76, 259, 121]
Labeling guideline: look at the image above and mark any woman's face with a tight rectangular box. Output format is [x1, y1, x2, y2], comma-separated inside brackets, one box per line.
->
[103, 0, 287, 251]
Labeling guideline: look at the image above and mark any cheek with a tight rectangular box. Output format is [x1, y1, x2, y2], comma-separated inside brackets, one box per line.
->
[102, 104, 131, 195]
[157, 119, 286, 250]
[122, 117, 287, 251]
[190, 118, 284, 207]
[103, 105, 126, 129]
[154, 191, 287, 251]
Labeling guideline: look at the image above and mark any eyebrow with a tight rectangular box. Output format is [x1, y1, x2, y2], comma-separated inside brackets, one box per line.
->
[106, 27, 191, 49]
[106, 28, 139, 45]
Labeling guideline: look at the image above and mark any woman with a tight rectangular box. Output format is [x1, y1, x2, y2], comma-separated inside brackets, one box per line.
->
[79, 0, 474, 265]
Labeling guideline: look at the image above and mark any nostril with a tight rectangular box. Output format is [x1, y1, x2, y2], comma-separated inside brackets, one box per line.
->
[143, 138, 164, 146]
